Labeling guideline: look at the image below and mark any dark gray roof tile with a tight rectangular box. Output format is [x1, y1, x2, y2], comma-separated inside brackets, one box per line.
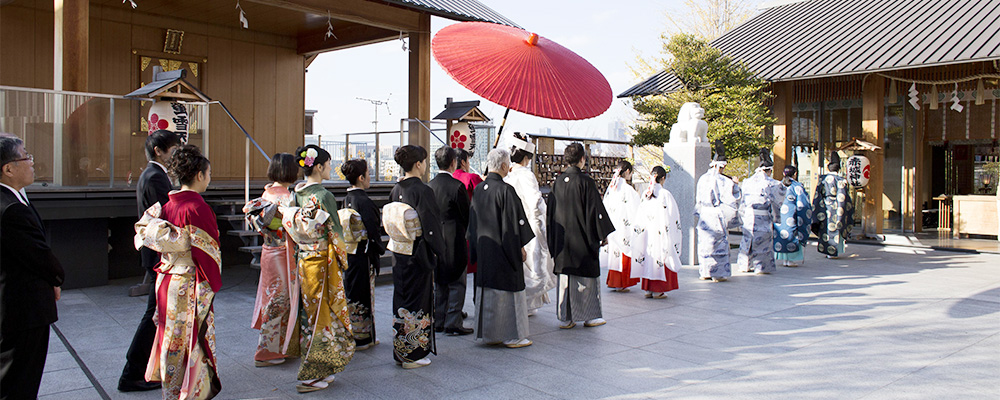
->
[618, 0, 1000, 98]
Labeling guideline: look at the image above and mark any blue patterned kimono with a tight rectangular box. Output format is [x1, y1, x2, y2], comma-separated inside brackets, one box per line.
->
[774, 180, 812, 264]
[811, 173, 854, 257]
[736, 170, 783, 273]
[695, 168, 741, 279]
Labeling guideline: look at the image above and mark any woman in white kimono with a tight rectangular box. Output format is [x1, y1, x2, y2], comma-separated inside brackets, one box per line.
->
[504, 135, 556, 315]
[696, 141, 741, 282]
[601, 161, 641, 292]
[631, 166, 681, 299]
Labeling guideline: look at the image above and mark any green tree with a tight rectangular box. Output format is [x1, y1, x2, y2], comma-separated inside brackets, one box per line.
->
[629, 34, 774, 169]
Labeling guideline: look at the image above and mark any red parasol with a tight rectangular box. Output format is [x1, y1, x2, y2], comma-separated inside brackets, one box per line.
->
[433, 22, 613, 139]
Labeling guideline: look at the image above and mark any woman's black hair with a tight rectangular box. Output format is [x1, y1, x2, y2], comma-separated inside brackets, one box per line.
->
[394, 145, 428, 173]
[616, 160, 633, 174]
[341, 159, 368, 185]
[783, 165, 798, 178]
[563, 142, 586, 166]
[167, 144, 210, 186]
[145, 130, 182, 161]
[651, 165, 667, 183]
[267, 153, 298, 184]
[294, 145, 331, 177]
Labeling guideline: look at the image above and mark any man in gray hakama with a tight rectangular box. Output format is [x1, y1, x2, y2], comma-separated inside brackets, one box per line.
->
[736, 148, 783, 275]
[546, 143, 616, 329]
[468, 149, 536, 348]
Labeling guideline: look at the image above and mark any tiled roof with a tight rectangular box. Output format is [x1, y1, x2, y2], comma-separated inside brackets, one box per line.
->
[619, 0, 1000, 97]
[381, 0, 520, 28]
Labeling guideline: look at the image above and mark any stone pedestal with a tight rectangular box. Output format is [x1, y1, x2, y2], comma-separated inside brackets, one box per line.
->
[663, 142, 711, 266]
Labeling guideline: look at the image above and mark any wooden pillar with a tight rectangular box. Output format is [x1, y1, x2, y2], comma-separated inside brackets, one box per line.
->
[772, 81, 794, 180]
[862, 74, 885, 234]
[913, 105, 924, 232]
[57, 0, 88, 92]
[407, 13, 431, 179]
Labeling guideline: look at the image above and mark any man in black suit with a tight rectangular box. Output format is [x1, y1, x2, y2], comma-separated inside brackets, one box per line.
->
[118, 130, 180, 392]
[0, 133, 65, 400]
[427, 146, 473, 336]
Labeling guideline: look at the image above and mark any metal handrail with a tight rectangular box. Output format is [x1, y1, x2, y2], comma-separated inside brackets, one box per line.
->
[0, 85, 154, 101]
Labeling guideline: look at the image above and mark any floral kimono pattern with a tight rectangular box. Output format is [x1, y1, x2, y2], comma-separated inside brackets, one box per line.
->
[811, 173, 855, 257]
[736, 169, 783, 274]
[243, 183, 300, 362]
[284, 182, 355, 381]
[135, 191, 222, 400]
[382, 202, 435, 363]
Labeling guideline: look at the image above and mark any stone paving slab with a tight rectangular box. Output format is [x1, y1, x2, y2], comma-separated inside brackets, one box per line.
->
[39, 243, 1000, 399]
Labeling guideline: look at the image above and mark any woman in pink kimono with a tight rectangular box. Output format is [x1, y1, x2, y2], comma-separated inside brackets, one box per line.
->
[243, 153, 300, 367]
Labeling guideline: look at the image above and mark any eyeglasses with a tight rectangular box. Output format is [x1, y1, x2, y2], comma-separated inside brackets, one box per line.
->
[12, 154, 33, 163]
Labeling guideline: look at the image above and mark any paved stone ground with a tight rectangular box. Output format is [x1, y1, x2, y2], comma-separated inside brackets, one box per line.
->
[40, 242, 1000, 399]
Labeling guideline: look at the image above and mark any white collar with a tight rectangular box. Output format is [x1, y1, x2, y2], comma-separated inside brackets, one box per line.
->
[347, 187, 364, 192]
[149, 161, 168, 174]
[0, 183, 29, 205]
[438, 171, 453, 177]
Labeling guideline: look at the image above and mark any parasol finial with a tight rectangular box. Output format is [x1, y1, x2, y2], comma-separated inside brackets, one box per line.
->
[526, 33, 539, 46]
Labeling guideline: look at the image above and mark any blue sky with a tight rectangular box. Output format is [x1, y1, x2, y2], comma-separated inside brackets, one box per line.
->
[304, 0, 686, 143]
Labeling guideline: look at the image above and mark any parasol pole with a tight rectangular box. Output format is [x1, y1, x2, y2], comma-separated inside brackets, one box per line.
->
[493, 107, 511, 148]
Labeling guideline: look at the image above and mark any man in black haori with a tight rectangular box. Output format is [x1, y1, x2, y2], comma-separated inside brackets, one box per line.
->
[468, 149, 536, 348]
[385, 145, 444, 369]
[546, 143, 615, 329]
[426, 146, 472, 336]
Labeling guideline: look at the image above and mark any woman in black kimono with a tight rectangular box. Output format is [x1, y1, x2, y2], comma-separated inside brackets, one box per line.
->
[386, 145, 444, 369]
[340, 159, 385, 350]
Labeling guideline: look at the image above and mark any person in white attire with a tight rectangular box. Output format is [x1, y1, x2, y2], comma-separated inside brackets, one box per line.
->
[631, 166, 682, 299]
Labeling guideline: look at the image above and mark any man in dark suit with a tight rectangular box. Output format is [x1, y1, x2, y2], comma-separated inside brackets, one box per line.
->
[427, 146, 473, 336]
[0, 133, 65, 400]
[118, 130, 180, 392]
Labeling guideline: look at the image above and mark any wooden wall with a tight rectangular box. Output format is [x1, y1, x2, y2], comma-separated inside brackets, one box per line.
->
[1, 1, 305, 181]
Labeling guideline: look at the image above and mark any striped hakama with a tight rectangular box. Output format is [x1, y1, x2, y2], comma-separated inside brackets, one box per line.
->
[475, 287, 529, 342]
[556, 275, 603, 323]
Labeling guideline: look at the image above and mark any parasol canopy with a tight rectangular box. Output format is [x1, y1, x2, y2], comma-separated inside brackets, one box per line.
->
[432, 22, 613, 121]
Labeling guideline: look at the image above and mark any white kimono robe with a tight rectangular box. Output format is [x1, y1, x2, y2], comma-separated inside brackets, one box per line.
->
[736, 169, 783, 273]
[695, 168, 741, 279]
[504, 164, 557, 310]
[600, 176, 640, 273]
[631, 183, 682, 281]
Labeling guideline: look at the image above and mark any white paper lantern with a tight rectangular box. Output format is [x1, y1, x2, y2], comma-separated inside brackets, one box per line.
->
[148, 101, 189, 143]
[846, 155, 870, 187]
[448, 122, 476, 155]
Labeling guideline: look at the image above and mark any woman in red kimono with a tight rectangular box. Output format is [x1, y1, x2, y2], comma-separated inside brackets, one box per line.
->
[135, 145, 221, 399]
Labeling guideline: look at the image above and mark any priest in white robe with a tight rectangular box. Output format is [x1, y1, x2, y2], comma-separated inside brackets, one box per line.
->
[601, 161, 642, 292]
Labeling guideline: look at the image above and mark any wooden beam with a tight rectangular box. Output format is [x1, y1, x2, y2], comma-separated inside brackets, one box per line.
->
[408, 13, 431, 179]
[297, 24, 398, 55]
[61, 0, 88, 92]
[862, 74, 885, 235]
[772, 81, 794, 180]
[245, 0, 422, 32]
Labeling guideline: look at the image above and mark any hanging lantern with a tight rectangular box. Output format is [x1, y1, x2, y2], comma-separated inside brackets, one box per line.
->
[846, 155, 870, 187]
[148, 100, 189, 143]
[448, 121, 477, 155]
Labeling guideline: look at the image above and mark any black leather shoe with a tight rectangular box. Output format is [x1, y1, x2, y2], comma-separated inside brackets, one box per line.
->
[118, 377, 161, 392]
[434, 326, 444, 333]
[445, 327, 474, 336]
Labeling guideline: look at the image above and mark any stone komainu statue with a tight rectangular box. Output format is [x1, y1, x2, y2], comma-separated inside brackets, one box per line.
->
[668, 102, 709, 144]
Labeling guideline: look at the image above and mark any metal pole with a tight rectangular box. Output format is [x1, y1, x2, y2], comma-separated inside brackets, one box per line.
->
[345, 133, 350, 163]
[375, 130, 381, 182]
[245, 136, 250, 206]
[109, 98, 115, 188]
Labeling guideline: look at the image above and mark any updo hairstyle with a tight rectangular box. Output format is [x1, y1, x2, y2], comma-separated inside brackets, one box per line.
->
[167, 144, 210, 186]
